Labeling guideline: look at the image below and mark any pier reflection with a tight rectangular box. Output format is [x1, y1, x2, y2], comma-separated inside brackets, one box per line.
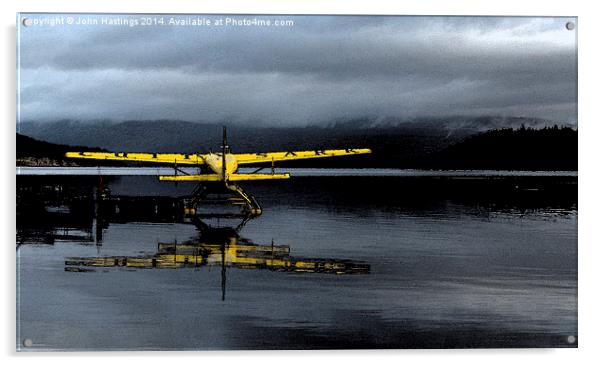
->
[17, 179, 98, 246]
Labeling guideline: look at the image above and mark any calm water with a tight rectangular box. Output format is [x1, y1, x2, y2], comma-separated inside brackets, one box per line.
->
[16, 175, 578, 350]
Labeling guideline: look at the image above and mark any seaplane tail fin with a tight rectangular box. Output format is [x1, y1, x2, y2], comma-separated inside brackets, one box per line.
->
[159, 173, 290, 182]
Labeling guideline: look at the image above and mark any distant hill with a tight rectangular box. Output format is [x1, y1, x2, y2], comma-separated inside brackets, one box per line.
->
[16, 134, 105, 166]
[18, 118, 459, 152]
[18, 116, 567, 152]
[420, 126, 577, 171]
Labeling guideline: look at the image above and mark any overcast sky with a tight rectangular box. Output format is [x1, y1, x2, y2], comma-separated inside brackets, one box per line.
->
[17, 14, 577, 126]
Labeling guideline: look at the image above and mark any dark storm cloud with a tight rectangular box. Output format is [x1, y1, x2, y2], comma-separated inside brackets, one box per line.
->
[17, 15, 577, 125]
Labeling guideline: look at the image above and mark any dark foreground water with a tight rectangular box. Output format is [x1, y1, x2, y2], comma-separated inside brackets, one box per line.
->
[16, 174, 577, 350]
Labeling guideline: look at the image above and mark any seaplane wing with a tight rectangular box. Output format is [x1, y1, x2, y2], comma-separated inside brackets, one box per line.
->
[64, 152, 206, 165]
[65, 148, 372, 166]
[233, 149, 371, 165]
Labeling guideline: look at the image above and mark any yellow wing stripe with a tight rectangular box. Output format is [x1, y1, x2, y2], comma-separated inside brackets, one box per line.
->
[234, 148, 371, 165]
[65, 152, 205, 165]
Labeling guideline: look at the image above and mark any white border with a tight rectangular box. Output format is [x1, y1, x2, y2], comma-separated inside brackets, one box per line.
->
[3, 0, 600, 364]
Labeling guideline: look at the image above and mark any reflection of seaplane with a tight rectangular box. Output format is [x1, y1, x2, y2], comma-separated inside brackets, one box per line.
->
[65, 226, 370, 301]
[65, 127, 371, 217]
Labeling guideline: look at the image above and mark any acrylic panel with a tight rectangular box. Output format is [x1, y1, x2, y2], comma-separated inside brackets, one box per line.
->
[16, 13, 577, 351]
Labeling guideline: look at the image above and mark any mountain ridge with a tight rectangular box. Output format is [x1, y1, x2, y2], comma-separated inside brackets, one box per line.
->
[16, 121, 577, 170]
[18, 116, 568, 153]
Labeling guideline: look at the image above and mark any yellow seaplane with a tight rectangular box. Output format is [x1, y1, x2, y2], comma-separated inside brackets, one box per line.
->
[65, 127, 371, 216]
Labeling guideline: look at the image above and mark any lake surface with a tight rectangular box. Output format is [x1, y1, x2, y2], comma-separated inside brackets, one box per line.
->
[16, 174, 578, 350]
